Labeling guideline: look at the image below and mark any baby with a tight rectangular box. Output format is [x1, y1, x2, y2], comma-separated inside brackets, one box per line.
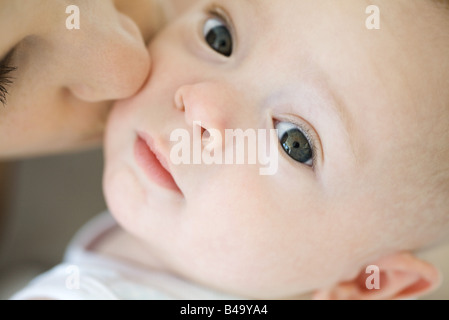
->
[12, 0, 449, 300]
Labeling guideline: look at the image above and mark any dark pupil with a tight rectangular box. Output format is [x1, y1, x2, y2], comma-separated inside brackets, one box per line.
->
[206, 26, 232, 57]
[281, 129, 312, 164]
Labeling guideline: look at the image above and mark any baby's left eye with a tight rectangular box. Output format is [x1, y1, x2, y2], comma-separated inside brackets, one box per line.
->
[203, 17, 233, 57]
[276, 121, 314, 167]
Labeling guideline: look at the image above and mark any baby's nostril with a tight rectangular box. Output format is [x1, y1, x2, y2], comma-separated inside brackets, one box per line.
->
[202, 128, 210, 139]
[174, 91, 186, 111]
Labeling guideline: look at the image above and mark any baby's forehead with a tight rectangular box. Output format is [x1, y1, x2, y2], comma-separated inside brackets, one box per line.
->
[253, 0, 449, 167]
[246, 0, 448, 51]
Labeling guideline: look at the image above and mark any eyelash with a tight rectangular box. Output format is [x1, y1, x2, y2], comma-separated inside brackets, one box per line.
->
[0, 50, 17, 106]
[206, 5, 235, 42]
[207, 4, 232, 25]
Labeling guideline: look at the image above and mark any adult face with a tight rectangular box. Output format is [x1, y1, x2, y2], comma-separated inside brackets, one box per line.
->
[0, 0, 154, 158]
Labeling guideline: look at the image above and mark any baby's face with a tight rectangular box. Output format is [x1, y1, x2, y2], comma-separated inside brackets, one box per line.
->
[104, 0, 449, 298]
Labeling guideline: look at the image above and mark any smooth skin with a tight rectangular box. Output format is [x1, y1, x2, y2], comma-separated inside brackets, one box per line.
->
[102, 0, 449, 299]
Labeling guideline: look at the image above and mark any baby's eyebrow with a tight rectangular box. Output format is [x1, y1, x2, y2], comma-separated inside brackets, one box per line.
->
[313, 80, 359, 163]
[320, 80, 359, 162]
[270, 78, 359, 165]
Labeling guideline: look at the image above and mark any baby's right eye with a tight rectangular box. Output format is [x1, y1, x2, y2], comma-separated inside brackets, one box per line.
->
[203, 17, 233, 57]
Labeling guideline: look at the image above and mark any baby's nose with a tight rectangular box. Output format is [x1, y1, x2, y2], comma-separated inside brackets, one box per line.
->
[174, 82, 242, 133]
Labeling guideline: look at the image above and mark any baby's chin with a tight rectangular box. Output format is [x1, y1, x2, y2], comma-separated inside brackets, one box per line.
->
[103, 162, 146, 222]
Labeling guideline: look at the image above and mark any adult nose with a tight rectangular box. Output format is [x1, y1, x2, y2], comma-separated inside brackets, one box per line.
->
[66, 12, 151, 102]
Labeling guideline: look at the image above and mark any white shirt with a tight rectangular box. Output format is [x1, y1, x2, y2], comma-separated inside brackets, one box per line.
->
[11, 212, 241, 300]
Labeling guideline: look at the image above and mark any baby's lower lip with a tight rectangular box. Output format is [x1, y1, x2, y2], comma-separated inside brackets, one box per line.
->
[134, 134, 181, 193]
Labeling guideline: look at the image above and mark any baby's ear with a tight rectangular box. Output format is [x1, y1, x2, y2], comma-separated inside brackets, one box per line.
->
[312, 252, 441, 300]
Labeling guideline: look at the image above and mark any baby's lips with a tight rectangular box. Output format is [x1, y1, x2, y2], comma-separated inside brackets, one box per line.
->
[135, 131, 183, 194]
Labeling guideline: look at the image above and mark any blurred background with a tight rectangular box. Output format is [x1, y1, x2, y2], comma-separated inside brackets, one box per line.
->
[0, 149, 106, 299]
[0, 149, 448, 299]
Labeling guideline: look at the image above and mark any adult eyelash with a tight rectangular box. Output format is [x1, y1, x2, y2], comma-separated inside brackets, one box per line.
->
[0, 65, 16, 106]
[0, 49, 17, 106]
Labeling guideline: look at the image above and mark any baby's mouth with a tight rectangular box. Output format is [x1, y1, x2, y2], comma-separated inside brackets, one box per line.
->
[134, 132, 182, 194]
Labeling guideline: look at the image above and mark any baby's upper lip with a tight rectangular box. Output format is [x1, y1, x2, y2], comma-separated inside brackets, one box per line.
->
[136, 130, 182, 194]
